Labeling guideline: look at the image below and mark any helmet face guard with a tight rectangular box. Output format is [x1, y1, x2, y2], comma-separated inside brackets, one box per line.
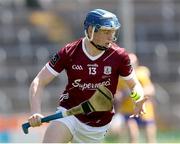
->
[84, 9, 121, 50]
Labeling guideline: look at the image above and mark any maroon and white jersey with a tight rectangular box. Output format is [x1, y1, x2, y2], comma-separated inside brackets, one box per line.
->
[46, 38, 133, 127]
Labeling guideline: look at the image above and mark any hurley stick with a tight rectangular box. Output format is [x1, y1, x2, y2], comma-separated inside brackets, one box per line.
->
[22, 85, 113, 134]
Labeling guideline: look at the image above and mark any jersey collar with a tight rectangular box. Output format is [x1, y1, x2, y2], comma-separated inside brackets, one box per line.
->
[82, 38, 105, 61]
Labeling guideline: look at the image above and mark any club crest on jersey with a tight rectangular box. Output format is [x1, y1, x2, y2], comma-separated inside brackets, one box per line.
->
[104, 66, 112, 75]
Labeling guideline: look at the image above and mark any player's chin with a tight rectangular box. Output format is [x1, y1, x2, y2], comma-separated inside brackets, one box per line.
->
[103, 42, 109, 47]
[106, 43, 112, 48]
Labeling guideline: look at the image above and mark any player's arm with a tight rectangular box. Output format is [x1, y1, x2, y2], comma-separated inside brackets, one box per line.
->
[28, 66, 56, 127]
[118, 51, 147, 117]
[124, 71, 144, 102]
[123, 71, 147, 117]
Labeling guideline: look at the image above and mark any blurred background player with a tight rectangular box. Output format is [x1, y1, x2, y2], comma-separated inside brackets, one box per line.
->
[110, 53, 157, 143]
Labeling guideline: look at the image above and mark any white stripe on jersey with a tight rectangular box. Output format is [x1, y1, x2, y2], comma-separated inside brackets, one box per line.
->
[46, 63, 59, 76]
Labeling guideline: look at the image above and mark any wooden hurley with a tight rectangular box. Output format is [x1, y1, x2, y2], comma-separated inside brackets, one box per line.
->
[22, 85, 113, 134]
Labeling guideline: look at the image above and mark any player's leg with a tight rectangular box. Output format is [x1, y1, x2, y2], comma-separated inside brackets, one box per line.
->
[43, 121, 73, 143]
[43, 107, 75, 143]
[126, 117, 139, 143]
[142, 100, 157, 143]
[144, 122, 157, 143]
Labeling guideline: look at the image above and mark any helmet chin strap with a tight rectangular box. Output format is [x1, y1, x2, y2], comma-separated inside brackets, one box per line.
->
[85, 27, 108, 51]
[90, 41, 108, 51]
[85, 26, 118, 51]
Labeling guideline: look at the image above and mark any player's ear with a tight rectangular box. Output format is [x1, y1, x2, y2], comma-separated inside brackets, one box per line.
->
[88, 26, 93, 35]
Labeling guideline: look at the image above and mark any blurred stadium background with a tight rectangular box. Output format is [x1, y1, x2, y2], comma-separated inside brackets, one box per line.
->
[0, 0, 180, 143]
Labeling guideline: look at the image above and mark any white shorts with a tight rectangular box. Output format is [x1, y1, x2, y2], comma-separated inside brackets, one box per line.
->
[54, 107, 110, 143]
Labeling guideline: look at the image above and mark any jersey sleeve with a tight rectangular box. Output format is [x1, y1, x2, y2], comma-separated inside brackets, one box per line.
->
[117, 50, 133, 79]
[46, 46, 68, 76]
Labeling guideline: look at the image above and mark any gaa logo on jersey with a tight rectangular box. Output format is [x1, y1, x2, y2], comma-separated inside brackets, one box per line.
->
[104, 66, 112, 75]
[72, 64, 83, 70]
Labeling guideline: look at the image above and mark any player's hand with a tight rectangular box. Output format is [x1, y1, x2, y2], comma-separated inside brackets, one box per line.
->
[130, 96, 148, 118]
[28, 113, 44, 127]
